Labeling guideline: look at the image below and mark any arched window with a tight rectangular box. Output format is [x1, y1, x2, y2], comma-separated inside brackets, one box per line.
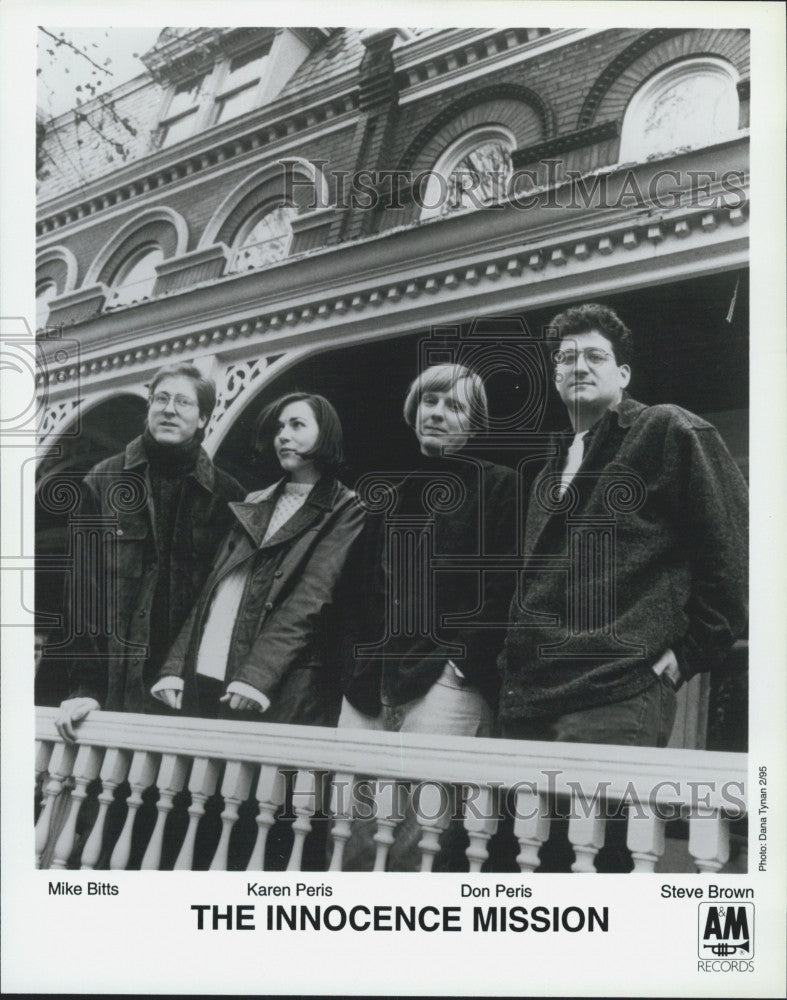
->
[420, 127, 515, 221]
[619, 58, 740, 162]
[228, 204, 297, 273]
[108, 244, 164, 307]
[36, 281, 58, 330]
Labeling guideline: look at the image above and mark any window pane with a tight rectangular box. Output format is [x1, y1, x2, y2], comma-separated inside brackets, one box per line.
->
[110, 247, 164, 307]
[620, 61, 740, 161]
[225, 44, 270, 90]
[166, 76, 204, 120]
[161, 109, 198, 148]
[215, 84, 260, 124]
[641, 74, 738, 154]
[229, 205, 296, 272]
[422, 137, 514, 220]
[449, 140, 514, 211]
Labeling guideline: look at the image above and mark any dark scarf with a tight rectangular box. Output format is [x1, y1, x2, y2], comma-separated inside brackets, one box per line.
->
[142, 429, 201, 677]
[142, 427, 201, 477]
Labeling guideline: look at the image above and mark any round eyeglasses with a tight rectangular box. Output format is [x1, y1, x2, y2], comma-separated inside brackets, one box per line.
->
[551, 348, 615, 368]
[149, 392, 199, 412]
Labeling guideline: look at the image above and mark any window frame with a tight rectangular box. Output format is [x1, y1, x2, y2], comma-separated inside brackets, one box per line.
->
[211, 42, 274, 127]
[419, 125, 516, 222]
[619, 56, 741, 162]
[158, 74, 206, 149]
[227, 202, 298, 273]
[107, 243, 165, 308]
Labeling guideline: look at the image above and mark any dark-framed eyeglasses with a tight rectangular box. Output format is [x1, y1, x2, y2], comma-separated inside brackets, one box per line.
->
[551, 348, 615, 368]
[149, 392, 199, 412]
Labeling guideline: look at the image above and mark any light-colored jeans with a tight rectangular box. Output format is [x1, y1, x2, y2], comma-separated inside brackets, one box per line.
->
[337, 664, 493, 870]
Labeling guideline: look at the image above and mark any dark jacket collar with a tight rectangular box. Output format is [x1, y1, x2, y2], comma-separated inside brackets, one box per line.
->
[123, 434, 215, 493]
[229, 475, 339, 549]
[555, 395, 646, 450]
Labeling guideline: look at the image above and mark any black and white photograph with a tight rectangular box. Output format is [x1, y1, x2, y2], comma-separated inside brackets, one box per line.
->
[1, 2, 785, 996]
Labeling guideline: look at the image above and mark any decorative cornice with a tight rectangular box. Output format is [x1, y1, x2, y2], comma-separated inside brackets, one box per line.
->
[36, 90, 360, 239]
[44, 284, 108, 332]
[37, 192, 748, 390]
[140, 28, 277, 84]
[153, 244, 230, 296]
[396, 27, 551, 90]
[512, 121, 620, 167]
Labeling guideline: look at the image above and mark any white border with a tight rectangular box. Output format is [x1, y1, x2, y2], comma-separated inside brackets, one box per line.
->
[2, 2, 785, 996]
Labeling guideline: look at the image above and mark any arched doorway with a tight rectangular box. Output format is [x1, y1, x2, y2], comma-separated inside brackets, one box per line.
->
[35, 394, 148, 705]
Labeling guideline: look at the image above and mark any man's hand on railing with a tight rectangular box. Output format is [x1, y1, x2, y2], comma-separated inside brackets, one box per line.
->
[55, 697, 101, 742]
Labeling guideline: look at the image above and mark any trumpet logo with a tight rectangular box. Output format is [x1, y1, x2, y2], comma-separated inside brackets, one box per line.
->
[698, 903, 755, 959]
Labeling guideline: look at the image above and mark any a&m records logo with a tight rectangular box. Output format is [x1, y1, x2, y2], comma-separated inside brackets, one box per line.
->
[698, 902, 755, 959]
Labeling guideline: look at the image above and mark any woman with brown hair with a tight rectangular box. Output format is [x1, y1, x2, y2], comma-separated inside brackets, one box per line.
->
[153, 391, 364, 726]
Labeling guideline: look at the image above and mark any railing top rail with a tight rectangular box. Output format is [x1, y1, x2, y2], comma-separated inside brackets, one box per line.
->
[35, 707, 746, 813]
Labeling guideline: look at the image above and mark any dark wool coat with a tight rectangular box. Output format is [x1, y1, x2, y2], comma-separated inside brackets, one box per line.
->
[69, 436, 245, 712]
[340, 454, 518, 715]
[159, 476, 366, 725]
[498, 397, 749, 724]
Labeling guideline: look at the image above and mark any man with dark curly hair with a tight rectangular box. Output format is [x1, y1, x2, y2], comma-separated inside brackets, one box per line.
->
[498, 303, 748, 748]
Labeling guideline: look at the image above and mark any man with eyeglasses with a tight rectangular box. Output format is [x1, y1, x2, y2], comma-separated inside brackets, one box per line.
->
[498, 303, 748, 750]
[56, 363, 244, 741]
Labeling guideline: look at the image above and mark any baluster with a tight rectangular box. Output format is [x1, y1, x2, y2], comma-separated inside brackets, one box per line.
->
[414, 783, 452, 872]
[35, 741, 78, 868]
[175, 758, 221, 871]
[109, 751, 161, 871]
[372, 780, 406, 872]
[513, 787, 551, 873]
[327, 772, 355, 872]
[568, 811, 606, 873]
[210, 762, 256, 871]
[688, 807, 730, 873]
[287, 769, 318, 872]
[247, 766, 286, 871]
[35, 741, 54, 819]
[141, 755, 190, 871]
[463, 784, 498, 873]
[51, 745, 105, 869]
[81, 749, 131, 870]
[626, 805, 666, 872]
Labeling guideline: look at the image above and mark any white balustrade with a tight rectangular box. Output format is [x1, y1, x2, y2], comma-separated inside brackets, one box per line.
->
[141, 754, 190, 870]
[81, 748, 131, 870]
[463, 785, 499, 873]
[109, 751, 161, 870]
[688, 807, 731, 873]
[327, 771, 355, 872]
[36, 740, 78, 868]
[626, 806, 667, 873]
[287, 769, 319, 872]
[175, 757, 221, 870]
[513, 787, 551, 872]
[414, 782, 452, 872]
[247, 765, 286, 870]
[34, 707, 747, 874]
[211, 761, 256, 871]
[51, 745, 105, 869]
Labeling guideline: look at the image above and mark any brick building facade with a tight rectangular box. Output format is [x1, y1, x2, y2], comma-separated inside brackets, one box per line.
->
[35, 26, 749, 750]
